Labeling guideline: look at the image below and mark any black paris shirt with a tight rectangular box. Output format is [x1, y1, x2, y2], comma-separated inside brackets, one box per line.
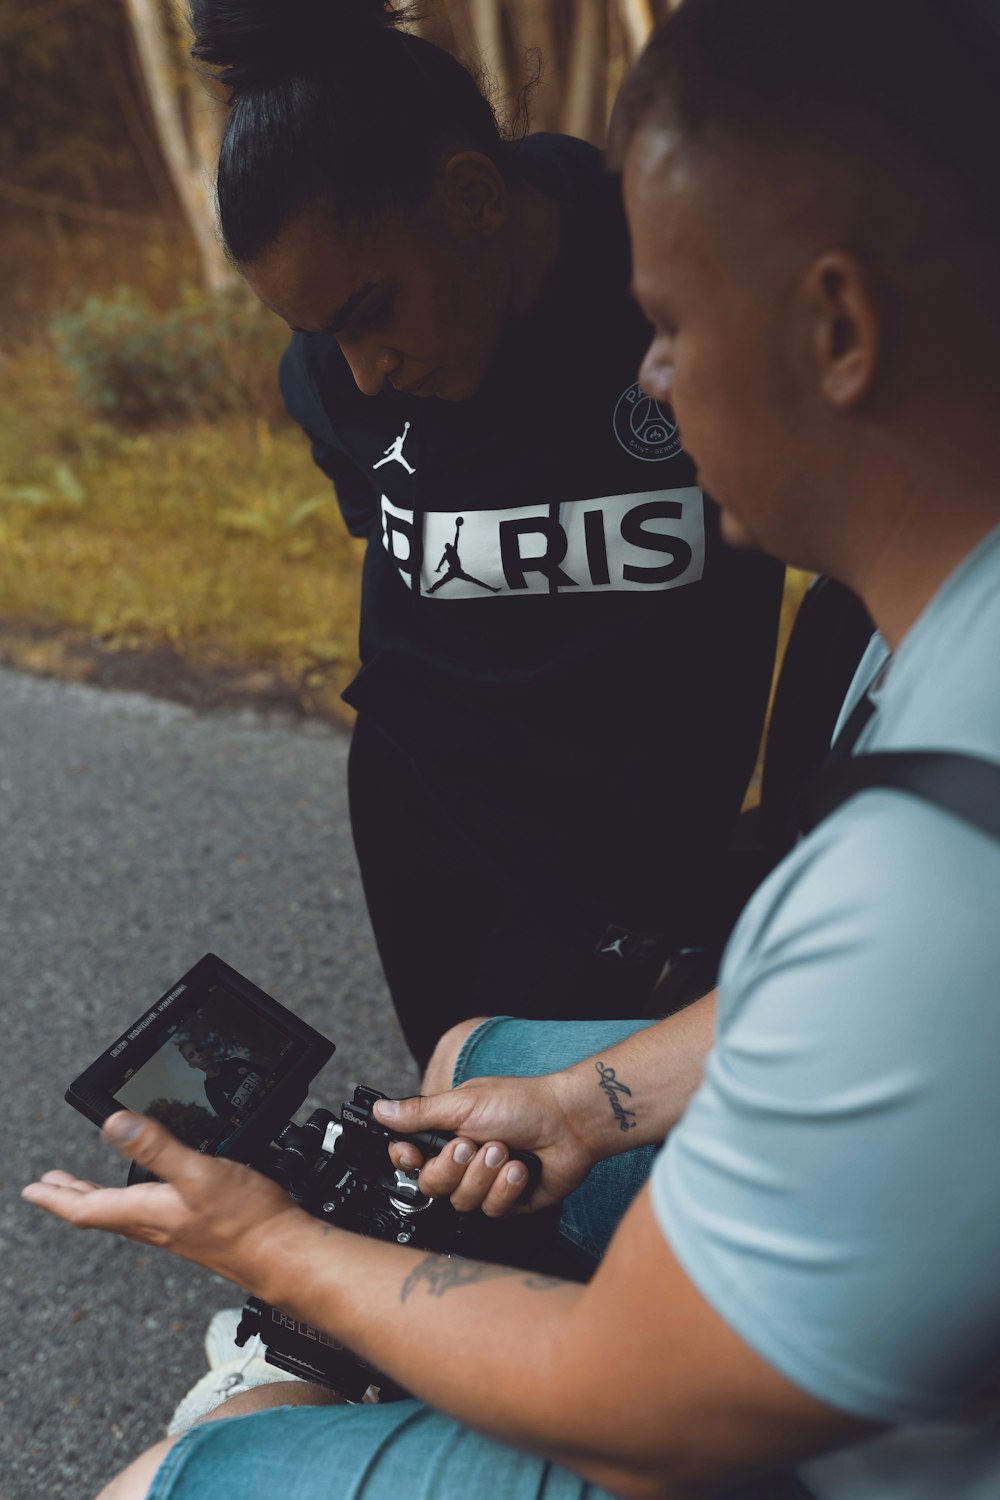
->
[279, 134, 783, 910]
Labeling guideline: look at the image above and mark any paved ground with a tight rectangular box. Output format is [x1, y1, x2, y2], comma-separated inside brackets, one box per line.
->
[0, 667, 419, 1500]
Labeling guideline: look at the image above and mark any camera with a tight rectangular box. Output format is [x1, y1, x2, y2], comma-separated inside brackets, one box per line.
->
[66, 954, 589, 1402]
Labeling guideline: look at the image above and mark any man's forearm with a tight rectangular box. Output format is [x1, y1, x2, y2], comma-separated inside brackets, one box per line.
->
[255, 1171, 813, 1500]
[553, 989, 716, 1162]
[256, 1210, 666, 1497]
[257, 1206, 701, 1500]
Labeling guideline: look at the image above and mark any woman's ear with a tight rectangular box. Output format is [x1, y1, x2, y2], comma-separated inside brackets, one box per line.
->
[438, 151, 508, 239]
[802, 250, 883, 410]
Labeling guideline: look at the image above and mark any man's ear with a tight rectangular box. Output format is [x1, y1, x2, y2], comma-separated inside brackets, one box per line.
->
[803, 250, 883, 410]
[437, 151, 508, 240]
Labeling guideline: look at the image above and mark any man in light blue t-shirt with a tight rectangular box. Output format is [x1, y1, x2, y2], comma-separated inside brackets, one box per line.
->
[22, 3, 1000, 1499]
[658, 529, 1000, 1498]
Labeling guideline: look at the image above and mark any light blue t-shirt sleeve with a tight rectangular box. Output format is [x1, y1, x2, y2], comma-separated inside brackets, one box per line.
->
[651, 791, 1000, 1426]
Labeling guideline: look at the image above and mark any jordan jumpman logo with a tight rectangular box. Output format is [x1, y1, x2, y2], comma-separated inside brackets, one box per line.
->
[373, 422, 416, 474]
[427, 518, 500, 594]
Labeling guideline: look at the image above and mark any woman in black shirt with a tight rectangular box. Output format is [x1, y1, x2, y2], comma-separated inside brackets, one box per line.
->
[190, 0, 783, 1064]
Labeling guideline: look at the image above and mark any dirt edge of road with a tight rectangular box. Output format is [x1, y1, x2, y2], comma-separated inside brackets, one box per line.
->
[0, 621, 353, 729]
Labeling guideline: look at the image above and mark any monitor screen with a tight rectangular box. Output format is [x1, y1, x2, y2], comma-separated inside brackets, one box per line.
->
[113, 981, 302, 1151]
[66, 955, 335, 1162]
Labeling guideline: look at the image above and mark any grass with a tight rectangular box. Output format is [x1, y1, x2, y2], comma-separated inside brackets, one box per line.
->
[0, 340, 365, 722]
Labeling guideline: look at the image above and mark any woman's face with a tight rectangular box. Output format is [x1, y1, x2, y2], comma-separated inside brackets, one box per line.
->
[243, 171, 513, 402]
[180, 1040, 215, 1073]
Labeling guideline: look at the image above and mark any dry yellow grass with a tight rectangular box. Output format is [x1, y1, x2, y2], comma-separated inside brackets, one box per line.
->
[0, 341, 364, 720]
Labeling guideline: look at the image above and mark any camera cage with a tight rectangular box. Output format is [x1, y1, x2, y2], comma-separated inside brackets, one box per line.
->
[62, 955, 579, 1396]
[64, 953, 335, 1165]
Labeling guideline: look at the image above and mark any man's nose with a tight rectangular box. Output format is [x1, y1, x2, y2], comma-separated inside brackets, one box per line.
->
[342, 342, 402, 397]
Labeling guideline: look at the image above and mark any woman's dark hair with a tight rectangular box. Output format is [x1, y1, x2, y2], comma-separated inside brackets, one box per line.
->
[189, 0, 508, 263]
[610, 0, 1000, 244]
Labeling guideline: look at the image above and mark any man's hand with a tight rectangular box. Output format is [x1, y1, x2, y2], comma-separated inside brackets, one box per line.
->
[21, 1111, 306, 1291]
[373, 1073, 596, 1215]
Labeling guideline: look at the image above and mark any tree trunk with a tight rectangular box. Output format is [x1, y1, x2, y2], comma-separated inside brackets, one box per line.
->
[618, 0, 655, 59]
[120, 0, 679, 262]
[467, 0, 513, 115]
[562, 0, 607, 142]
[509, 0, 561, 132]
[122, 0, 234, 292]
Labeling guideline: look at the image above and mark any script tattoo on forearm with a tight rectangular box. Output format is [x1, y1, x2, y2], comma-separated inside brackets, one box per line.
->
[400, 1256, 564, 1304]
[595, 1060, 638, 1133]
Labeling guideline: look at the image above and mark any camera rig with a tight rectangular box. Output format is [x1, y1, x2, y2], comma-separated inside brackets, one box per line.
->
[66, 955, 588, 1401]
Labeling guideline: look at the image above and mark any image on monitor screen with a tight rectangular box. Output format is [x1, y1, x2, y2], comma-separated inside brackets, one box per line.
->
[114, 983, 301, 1150]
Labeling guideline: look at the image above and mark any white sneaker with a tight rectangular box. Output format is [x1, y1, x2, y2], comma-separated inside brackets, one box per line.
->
[203, 1307, 249, 1369]
[166, 1313, 305, 1436]
[167, 1308, 382, 1434]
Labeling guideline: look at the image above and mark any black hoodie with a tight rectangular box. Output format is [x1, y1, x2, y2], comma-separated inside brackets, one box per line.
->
[279, 135, 783, 920]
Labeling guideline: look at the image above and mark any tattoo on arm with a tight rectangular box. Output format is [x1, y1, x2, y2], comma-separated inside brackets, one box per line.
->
[595, 1061, 638, 1133]
[400, 1257, 564, 1304]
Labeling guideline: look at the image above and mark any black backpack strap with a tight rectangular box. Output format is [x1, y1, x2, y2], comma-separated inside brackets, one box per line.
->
[803, 751, 1000, 843]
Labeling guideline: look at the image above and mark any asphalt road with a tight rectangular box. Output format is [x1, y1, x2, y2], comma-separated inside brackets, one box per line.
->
[0, 666, 419, 1500]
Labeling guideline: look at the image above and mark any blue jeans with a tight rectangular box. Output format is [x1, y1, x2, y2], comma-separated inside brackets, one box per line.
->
[147, 1017, 723, 1500]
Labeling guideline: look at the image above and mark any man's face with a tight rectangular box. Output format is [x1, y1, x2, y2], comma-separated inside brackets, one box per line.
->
[624, 124, 811, 558]
[243, 193, 508, 403]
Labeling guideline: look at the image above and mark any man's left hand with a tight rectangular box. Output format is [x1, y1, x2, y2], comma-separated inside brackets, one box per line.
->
[21, 1111, 305, 1292]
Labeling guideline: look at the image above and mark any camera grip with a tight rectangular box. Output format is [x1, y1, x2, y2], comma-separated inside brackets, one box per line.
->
[398, 1126, 542, 1200]
[345, 1089, 543, 1200]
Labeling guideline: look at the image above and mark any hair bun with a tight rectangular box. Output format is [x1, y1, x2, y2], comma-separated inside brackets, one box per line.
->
[189, 0, 407, 91]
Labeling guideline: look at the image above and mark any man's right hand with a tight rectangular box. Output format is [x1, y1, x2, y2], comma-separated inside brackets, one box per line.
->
[373, 996, 718, 1218]
[372, 1074, 596, 1217]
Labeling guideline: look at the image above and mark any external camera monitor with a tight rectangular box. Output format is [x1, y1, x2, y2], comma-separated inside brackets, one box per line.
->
[65, 954, 335, 1163]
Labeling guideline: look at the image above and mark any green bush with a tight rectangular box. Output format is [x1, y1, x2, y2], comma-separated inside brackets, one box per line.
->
[52, 285, 288, 426]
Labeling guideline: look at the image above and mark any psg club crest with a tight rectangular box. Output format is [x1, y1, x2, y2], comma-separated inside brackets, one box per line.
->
[613, 382, 682, 463]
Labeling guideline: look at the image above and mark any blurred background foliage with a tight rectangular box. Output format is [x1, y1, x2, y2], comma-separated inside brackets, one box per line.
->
[0, 0, 803, 728]
[52, 286, 287, 424]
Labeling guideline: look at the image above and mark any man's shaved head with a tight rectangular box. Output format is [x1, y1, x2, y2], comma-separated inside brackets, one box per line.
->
[614, 0, 1000, 618]
[611, 0, 1000, 312]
